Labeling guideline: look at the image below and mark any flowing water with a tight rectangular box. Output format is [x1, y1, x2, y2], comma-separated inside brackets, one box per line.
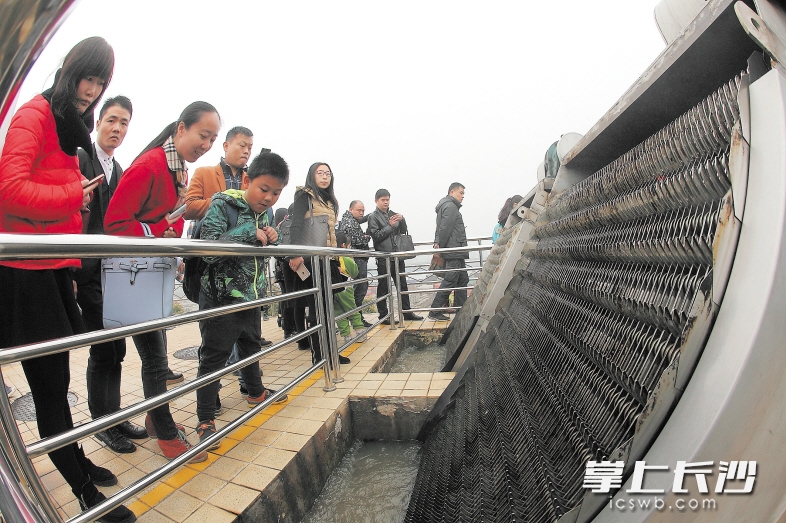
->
[389, 342, 447, 373]
[301, 440, 422, 523]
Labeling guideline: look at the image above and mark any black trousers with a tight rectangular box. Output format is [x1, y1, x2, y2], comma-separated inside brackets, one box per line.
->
[73, 259, 127, 420]
[353, 256, 369, 310]
[430, 259, 469, 309]
[0, 266, 92, 492]
[376, 257, 411, 318]
[196, 294, 264, 422]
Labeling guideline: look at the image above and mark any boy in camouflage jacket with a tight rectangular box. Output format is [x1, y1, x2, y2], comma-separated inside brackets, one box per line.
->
[194, 152, 289, 450]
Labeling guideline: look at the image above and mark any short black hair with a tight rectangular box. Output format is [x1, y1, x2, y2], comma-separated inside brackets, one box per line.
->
[449, 182, 465, 193]
[335, 230, 348, 247]
[226, 126, 253, 142]
[99, 95, 132, 120]
[375, 188, 390, 200]
[247, 151, 289, 184]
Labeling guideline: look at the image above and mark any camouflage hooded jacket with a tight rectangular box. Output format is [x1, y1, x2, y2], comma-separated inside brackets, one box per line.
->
[200, 189, 280, 303]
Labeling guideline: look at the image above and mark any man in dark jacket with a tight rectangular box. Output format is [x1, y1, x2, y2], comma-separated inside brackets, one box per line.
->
[429, 183, 469, 321]
[337, 200, 373, 327]
[74, 96, 148, 453]
[367, 189, 423, 324]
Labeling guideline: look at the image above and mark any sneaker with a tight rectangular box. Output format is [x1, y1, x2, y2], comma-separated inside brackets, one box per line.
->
[428, 312, 450, 321]
[343, 335, 354, 344]
[403, 313, 424, 321]
[77, 480, 136, 523]
[4, 384, 14, 396]
[239, 384, 248, 396]
[361, 319, 373, 328]
[339, 354, 351, 365]
[263, 312, 270, 321]
[196, 420, 221, 451]
[165, 369, 184, 385]
[247, 389, 288, 407]
[144, 414, 185, 440]
[356, 332, 368, 342]
[158, 432, 207, 463]
[261, 338, 273, 347]
[80, 457, 118, 487]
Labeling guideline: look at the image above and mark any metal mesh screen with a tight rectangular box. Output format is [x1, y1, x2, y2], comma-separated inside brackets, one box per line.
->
[406, 75, 744, 522]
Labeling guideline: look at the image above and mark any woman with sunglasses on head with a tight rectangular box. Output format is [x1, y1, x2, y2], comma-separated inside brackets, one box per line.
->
[104, 101, 221, 464]
[0, 37, 135, 523]
[284, 162, 351, 366]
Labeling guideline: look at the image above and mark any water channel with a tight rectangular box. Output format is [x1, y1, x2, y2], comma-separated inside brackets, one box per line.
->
[301, 440, 422, 523]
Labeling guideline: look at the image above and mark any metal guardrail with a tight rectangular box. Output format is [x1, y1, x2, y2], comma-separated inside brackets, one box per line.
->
[0, 233, 491, 522]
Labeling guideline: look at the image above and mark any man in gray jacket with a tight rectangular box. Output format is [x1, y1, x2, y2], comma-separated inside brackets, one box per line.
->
[429, 183, 469, 321]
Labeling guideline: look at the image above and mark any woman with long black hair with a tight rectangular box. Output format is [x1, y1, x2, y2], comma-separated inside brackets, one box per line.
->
[105, 101, 221, 464]
[284, 162, 350, 365]
[492, 194, 523, 243]
[0, 37, 135, 522]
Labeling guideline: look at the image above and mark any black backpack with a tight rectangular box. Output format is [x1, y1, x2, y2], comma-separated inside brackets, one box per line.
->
[182, 205, 240, 303]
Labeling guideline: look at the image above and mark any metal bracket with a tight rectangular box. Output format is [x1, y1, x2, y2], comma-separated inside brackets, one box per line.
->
[737, 1, 786, 74]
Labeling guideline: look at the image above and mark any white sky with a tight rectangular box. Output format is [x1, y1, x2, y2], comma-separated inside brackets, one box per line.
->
[18, 0, 665, 241]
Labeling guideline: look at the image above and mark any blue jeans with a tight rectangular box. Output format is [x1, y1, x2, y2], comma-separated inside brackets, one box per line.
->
[131, 330, 179, 440]
[197, 293, 264, 422]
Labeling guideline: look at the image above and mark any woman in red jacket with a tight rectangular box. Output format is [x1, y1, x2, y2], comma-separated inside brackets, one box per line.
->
[0, 37, 135, 523]
[104, 101, 220, 464]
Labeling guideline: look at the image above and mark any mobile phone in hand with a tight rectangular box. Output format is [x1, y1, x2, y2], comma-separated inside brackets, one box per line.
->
[296, 263, 311, 281]
[169, 203, 187, 220]
[86, 173, 105, 187]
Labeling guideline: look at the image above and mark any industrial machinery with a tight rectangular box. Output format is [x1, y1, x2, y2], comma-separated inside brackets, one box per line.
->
[408, 0, 786, 521]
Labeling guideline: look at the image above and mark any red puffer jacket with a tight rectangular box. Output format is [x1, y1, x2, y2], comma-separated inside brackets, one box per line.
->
[0, 95, 85, 270]
[104, 147, 185, 238]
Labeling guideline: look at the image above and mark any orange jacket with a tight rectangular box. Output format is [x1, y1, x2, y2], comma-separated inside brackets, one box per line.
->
[184, 163, 248, 221]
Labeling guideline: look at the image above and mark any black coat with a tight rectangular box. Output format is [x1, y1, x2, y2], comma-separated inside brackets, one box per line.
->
[78, 144, 124, 235]
[433, 195, 468, 259]
[77, 144, 123, 272]
[367, 207, 408, 253]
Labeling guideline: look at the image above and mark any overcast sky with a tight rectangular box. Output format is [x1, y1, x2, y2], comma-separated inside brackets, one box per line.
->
[17, 0, 665, 241]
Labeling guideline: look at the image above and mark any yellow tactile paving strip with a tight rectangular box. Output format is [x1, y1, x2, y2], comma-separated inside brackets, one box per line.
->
[2, 314, 454, 522]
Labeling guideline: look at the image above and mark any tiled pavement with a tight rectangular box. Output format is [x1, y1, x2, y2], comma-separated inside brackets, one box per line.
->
[2, 314, 455, 522]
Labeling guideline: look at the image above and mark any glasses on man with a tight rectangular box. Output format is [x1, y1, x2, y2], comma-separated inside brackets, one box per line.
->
[315, 170, 332, 177]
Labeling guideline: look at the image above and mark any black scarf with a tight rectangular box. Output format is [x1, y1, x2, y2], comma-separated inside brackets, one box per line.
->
[40, 84, 94, 158]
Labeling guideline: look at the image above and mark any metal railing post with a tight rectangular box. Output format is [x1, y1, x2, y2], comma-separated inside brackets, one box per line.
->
[477, 238, 484, 268]
[0, 377, 60, 523]
[311, 255, 336, 392]
[395, 254, 405, 320]
[385, 255, 397, 330]
[321, 256, 343, 383]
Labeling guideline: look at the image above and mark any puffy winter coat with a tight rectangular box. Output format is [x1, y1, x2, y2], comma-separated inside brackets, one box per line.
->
[433, 195, 468, 259]
[0, 95, 86, 270]
[200, 190, 280, 303]
[104, 147, 185, 238]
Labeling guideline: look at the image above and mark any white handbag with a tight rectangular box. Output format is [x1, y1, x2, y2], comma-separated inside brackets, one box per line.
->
[101, 257, 176, 328]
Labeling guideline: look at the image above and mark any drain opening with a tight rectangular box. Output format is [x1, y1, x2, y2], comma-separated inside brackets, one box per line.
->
[12, 392, 78, 422]
[173, 346, 199, 360]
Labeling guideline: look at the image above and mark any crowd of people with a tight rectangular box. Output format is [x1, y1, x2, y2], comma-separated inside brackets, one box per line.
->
[0, 36, 514, 522]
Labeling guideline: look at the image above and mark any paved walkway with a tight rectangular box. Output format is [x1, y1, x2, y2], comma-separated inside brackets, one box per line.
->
[3, 312, 454, 522]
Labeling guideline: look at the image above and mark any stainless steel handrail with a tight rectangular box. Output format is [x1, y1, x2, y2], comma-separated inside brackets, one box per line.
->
[0, 232, 478, 522]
